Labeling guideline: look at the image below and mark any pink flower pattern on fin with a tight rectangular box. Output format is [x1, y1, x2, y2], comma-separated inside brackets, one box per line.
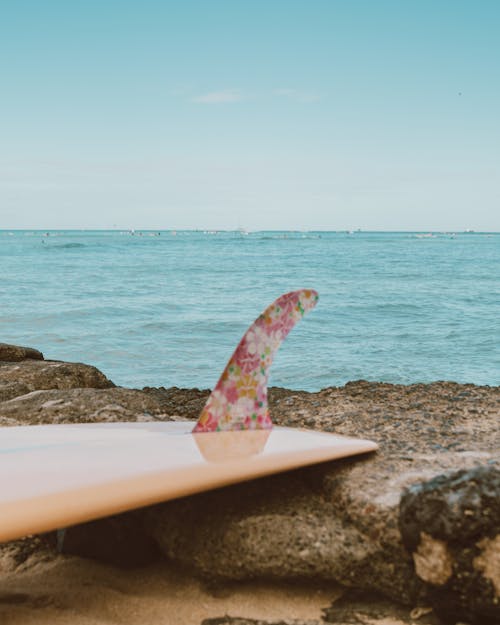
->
[193, 289, 319, 432]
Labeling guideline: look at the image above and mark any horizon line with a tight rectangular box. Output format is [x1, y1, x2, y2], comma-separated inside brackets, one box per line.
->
[1, 228, 499, 234]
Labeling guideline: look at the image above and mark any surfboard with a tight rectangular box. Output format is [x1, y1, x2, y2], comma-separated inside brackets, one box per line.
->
[0, 421, 377, 542]
[0, 290, 378, 543]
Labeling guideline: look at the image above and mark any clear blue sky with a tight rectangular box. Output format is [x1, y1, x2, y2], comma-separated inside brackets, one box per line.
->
[1, 1, 499, 230]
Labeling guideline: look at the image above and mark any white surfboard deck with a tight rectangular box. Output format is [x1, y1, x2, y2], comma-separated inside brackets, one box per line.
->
[0, 421, 377, 543]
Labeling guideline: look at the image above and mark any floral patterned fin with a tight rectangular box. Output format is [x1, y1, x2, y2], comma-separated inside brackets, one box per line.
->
[193, 289, 319, 433]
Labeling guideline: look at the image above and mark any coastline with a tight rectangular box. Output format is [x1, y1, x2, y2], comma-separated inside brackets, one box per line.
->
[0, 344, 499, 625]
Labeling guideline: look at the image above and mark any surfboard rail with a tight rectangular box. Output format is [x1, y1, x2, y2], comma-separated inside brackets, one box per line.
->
[0, 421, 377, 543]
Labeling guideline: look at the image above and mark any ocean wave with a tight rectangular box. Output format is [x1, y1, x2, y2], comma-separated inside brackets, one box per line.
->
[44, 242, 87, 249]
[2, 230, 498, 389]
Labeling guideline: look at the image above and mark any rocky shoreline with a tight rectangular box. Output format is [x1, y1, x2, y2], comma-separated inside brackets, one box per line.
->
[0, 342, 498, 625]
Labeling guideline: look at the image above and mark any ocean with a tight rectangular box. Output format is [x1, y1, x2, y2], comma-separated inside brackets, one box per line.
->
[1, 230, 498, 390]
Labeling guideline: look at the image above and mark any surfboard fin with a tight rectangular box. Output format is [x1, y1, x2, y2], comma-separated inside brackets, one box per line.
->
[193, 289, 319, 432]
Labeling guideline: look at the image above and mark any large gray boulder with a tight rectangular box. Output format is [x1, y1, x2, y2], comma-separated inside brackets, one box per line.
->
[144, 381, 499, 619]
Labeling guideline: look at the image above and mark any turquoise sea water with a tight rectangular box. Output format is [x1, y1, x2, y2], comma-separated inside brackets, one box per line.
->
[1, 230, 499, 390]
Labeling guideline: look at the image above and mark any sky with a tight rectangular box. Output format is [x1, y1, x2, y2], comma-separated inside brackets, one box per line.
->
[0, 1, 499, 231]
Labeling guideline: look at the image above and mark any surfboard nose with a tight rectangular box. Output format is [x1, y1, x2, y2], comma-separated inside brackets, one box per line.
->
[193, 289, 319, 433]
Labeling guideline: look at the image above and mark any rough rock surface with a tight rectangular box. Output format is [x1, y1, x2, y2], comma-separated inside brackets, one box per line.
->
[0, 359, 114, 394]
[400, 465, 500, 625]
[1, 346, 499, 624]
[0, 387, 169, 424]
[322, 589, 441, 624]
[144, 381, 499, 613]
[142, 385, 210, 418]
[0, 342, 44, 362]
[201, 591, 443, 625]
[0, 381, 30, 403]
[0, 536, 57, 585]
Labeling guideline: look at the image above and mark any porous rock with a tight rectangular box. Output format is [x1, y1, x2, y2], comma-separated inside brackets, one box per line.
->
[322, 588, 440, 624]
[0, 342, 44, 362]
[0, 359, 114, 395]
[0, 381, 30, 403]
[142, 385, 209, 418]
[200, 594, 441, 625]
[1, 367, 499, 624]
[144, 381, 499, 609]
[0, 387, 169, 424]
[0, 536, 56, 576]
[400, 465, 500, 625]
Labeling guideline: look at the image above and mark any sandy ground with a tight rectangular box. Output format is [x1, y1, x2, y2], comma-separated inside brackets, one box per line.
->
[0, 552, 343, 625]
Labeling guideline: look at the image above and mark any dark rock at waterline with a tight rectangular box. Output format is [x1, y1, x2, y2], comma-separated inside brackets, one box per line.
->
[0, 343, 44, 362]
[399, 465, 500, 625]
[142, 385, 210, 419]
[0, 387, 169, 424]
[0, 359, 114, 394]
